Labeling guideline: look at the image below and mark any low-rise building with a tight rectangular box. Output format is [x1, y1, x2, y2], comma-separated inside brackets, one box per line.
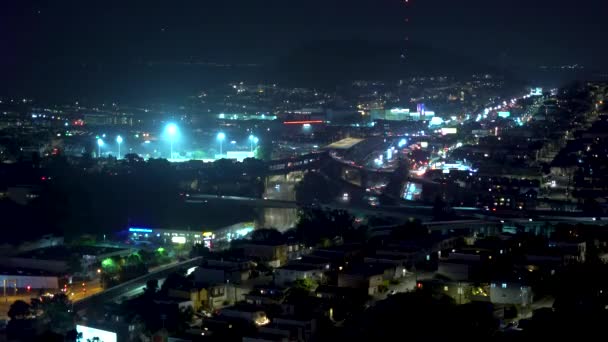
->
[167, 284, 230, 311]
[193, 263, 251, 285]
[489, 281, 533, 306]
[274, 264, 325, 287]
[240, 241, 289, 267]
[337, 264, 386, 296]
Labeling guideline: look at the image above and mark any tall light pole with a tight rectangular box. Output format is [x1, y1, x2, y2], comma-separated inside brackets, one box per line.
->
[116, 135, 123, 159]
[217, 132, 226, 157]
[249, 134, 255, 152]
[97, 138, 104, 158]
[165, 123, 178, 159]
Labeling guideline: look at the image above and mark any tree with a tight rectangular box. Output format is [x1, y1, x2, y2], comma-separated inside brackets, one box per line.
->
[144, 279, 159, 297]
[251, 228, 284, 243]
[178, 306, 195, 328]
[390, 219, 427, 241]
[432, 195, 454, 220]
[190, 244, 210, 258]
[8, 300, 31, 320]
[296, 208, 355, 246]
[385, 158, 409, 198]
[295, 172, 338, 204]
[254, 141, 273, 161]
[67, 255, 83, 275]
[581, 197, 602, 215]
[39, 293, 75, 334]
[124, 153, 144, 164]
[101, 257, 121, 275]
[292, 278, 318, 292]
[160, 272, 190, 294]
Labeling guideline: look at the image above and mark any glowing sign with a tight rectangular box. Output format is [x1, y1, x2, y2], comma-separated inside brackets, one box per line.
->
[202, 231, 213, 238]
[441, 128, 457, 135]
[235, 227, 254, 237]
[398, 138, 407, 147]
[129, 227, 153, 233]
[420, 142, 429, 148]
[530, 87, 543, 96]
[76, 325, 117, 342]
[390, 108, 409, 114]
[498, 111, 511, 118]
[171, 236, 187, 244]
[429, 117, 444, 126]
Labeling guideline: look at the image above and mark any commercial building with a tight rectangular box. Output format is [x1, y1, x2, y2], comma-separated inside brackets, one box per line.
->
[0, 266, 60, 290]
[127, 224, 255, 250]
[337, 264, 385, 296]
[372, 107, 436, 121]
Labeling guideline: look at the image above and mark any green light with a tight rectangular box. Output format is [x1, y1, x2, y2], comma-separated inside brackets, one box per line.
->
[157, 247, 165, 253]
[101, 258, 115, 268]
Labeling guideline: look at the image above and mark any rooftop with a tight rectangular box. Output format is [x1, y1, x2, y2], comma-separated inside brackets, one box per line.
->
[325, 137, 364, 150]
[277, 263, 323, 272]
[342, 263, 391, 277]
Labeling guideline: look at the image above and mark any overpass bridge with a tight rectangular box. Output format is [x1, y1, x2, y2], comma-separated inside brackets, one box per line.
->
[73, 257, 202, 313]
[265, 153, 324, 174]
[186, 193, 607, 226]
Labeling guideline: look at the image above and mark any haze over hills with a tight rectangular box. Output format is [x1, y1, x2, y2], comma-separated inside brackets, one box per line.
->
[1, 39, 599, 105]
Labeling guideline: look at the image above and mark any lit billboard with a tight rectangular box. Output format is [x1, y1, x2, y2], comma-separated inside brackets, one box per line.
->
[440, 128, 457, 135]
[171, 236, 187, 244]
[76, 325, 117, 342]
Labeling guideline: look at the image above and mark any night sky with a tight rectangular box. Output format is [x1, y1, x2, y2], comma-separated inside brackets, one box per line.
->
[1, 0, 606, 100]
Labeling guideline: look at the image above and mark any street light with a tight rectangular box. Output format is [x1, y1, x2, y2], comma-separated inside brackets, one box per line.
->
[217, 132, 226, 156]
[164, 123, 178, 159]
[116, 135, 123, 159]
[97, 138, 104, 158]
[248, 134, 257, 152]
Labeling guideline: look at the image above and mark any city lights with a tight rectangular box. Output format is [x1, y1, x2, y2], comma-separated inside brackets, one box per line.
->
[249, 134, 258, 152]
[164, 123, 179, 159]
[116, 135, 123, 159]
[217, 132, 226, 156]
[97, 138, 104, 158]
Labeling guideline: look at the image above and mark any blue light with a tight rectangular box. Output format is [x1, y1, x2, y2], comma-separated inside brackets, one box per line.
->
[129, 227, 153, 233]
[398, 138, 407, 147]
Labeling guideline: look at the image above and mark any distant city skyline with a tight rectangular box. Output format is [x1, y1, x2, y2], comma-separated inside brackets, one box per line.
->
[1, 0, 606, 102]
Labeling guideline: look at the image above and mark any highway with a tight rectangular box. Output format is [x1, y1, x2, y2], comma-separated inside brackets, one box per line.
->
[186, 193, 607, 226]
[185, 193, 435, 220]
[73, 257, 202, 313]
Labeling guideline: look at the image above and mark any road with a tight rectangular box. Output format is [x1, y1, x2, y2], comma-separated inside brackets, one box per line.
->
[0, 280, 104, 320]
[73, 257, 202, 312]
[186, 193, 435, 220]
[0, 258, 200, 319]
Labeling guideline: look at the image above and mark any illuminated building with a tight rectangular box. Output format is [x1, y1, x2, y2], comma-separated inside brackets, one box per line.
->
[128, 225, 255, 249]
